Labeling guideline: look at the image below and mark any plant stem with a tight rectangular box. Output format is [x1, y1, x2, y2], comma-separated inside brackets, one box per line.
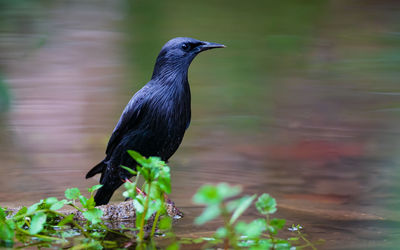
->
[297, 230, 317, 250]
[68, 203, 84, 213]
[220, 204, 240, 250]
[266, 214, 275, 243]
[50, 210, 91, 238]
[129, 172, 141, 199]
[138, 181, 152, 242]
[99, 223, 130, 239]
[15, 226, 64, 242]
[13, 208, 92, 239]
[12, 209, 48, 220]
[150, 193, 166, 238]
[150, 208, 161, 238]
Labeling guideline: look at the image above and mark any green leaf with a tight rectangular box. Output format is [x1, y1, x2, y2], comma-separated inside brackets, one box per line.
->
[192, 238, 206, 244]
[229, 194, 256, 223]
[0, 207, 6, 221]
[57, 214, 74, 226]
[27, 201, 42, 214]
[250, 239, 272, 250]
[5, 219, 15, 232]
[29, 212, 47, 235]
[270, 218, 285, 229]
[193, 185, 218, 204]
[49, 201, 65, 211]
[13, 207, 27, 228]
[83, 208, 103, 225]
[5, 219, 15, 231]
[13, 206, 27, 218]
[255, 193, 277, 215]
[238, 240, 257, 248]
[132, 196, 145, 214]
[61, 229, 79, 238]
[214, 227, 227, 238]
[158, 167, 171, 194]
[273, 239, 291, 250]
[216, 183, 242, 200]
[44, 197, 58, 206]
[79, 195, 88, 208]
[88, 184, 102, 194]
[145, 200, 163, 220]
[235, 219, 266, 238]
[86, 196, 96, 210]
[0, 207, 14, 242]
[267, 218, 286, 234]
[123, 182, 138, 199]
[65, 188, 81, 200]
[120, 165, 137, 175]
[166, 241, 180, 250]
[90, 231, 104, 239]
[0, 223, 14, 242]
[194, 204, 220, 225]
[159, 216, 172, 230]
[193, 183, 241, 205]
[127, 150, 147, 166]
[146, 183, 162, 200]
[139, 165, 151, 181]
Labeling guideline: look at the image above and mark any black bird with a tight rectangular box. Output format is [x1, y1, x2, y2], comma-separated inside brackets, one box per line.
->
[86, 37, 225, 205]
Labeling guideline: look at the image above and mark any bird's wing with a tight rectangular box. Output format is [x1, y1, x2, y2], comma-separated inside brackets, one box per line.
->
[105, 85, 151, 156]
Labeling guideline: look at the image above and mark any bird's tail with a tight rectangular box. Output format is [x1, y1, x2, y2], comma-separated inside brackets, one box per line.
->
[86, 161, 106, 179]
[86, 160, 124, 205]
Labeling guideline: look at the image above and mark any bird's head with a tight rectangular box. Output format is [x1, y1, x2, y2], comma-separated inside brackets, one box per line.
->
[152, 37, 225, 80]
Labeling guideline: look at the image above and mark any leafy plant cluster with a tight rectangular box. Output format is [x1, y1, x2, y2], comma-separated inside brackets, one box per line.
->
[120, 150, 174, 248]
[187, 183, 319, 250]
[0, 151, 175, 249]
[0, 183, 119, 249]
[0, 151, 320, 249]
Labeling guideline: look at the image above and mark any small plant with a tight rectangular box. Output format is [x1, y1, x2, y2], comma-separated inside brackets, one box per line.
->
[120, 150, 173, 247]
[0, 184, 118, 248]
[191, 183, 320, 249]
[0, 151, 174, 249]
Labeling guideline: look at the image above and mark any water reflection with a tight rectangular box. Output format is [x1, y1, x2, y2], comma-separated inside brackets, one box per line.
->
[0, 0, 400, 248]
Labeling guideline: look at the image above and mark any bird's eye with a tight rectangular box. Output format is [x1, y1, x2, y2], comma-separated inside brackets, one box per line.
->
[181, 43, 191, 51]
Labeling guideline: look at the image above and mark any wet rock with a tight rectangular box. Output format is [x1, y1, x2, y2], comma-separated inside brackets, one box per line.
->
[6, 199, 183, 226]
[70, 199, 183, 221]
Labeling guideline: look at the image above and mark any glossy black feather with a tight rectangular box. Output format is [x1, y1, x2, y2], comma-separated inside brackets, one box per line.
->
[86, 37, 224, 205]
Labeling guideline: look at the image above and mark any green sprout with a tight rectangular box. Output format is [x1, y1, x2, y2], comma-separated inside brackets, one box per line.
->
[191, 184, 320, 249]
[120, 150, 173, 248]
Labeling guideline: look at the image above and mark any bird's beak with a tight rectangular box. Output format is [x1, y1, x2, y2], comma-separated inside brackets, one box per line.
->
[199, 41, 226, 52]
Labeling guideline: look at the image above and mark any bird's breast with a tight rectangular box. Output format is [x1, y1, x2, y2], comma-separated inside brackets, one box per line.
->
[141, 86, 190, 159]
[154, 96, 190, 133]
